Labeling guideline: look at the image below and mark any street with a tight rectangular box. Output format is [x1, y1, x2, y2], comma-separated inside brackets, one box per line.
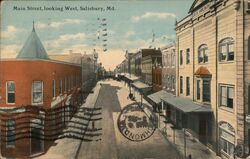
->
[76, 79, 181, 159]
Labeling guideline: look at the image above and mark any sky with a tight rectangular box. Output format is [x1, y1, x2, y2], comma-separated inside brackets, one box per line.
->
[0, 0, 193, 70]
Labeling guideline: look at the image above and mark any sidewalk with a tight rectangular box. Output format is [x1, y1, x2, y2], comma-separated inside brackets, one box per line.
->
[124, 83, 219, 159]
[158, 115, 220, 159]
[36, 83, 102, 159]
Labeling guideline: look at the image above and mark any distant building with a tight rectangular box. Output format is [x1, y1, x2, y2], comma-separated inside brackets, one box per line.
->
[141, 48, 162, 85]
[0, 24, 82, 158]
[49, 50, 82, 64]
[161, 45, 176, 95]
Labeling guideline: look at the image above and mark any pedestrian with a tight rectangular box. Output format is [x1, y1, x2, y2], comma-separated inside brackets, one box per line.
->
[188, 154, 192, 159]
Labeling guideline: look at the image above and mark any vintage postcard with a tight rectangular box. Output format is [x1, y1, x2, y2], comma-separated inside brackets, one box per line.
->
[0, 0, 250, 159]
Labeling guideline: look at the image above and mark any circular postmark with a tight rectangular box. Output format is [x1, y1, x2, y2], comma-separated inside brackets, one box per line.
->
[117, 102, 157, 142]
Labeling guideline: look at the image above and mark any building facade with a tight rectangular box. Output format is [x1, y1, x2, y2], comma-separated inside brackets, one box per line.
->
[0, 25, 82, 158]
[141, 49, 162, 85]
[175, 0, 250, 158]
[161, 45, 176, 95]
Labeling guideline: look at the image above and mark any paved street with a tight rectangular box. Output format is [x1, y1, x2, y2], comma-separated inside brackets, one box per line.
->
[76, 79, 181, 159]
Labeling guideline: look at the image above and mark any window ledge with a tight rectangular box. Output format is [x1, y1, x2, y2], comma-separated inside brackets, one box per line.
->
[219, 106, 234, 113]
[6, 103, 15, 105]
[198, 63, 208, 65]
[32, 103, 43, 106]
[6, 145, 15, 148]
[218, 61, 235, 64]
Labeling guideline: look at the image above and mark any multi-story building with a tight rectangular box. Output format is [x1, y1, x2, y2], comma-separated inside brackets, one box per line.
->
[0, 24, 82, 158]
[172, 0, 250, 158]
[161, 45, 176, 94]
[141, 48, 162, 85]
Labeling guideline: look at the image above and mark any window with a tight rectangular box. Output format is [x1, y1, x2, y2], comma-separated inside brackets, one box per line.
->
[53, 80, 56, 98]
[68, 77, 70, 90]
[248, 36, 250, 60]
[219, 38, 234, 62]
[6, 120, 15, 147]
[219, 122, 235, 156]
[186, 49, 190, 64]
[32, 81, 43, 104]
[197, 80, 201, 100]
[198, 44, 208, 63]
[172, 53, 175, 66]
[180, 76, 183, 94]
[186, 77, 190, 96]
[172, 76, 175, 90]
[64, 77, 67, 92]
[180, 50, 183, 65]
[6, 81, 15, 104]
[220, 85, 234, 109]
[167, 76, 170, 90]
[60, 80, 63, 94]
[203, 80, 210, 102]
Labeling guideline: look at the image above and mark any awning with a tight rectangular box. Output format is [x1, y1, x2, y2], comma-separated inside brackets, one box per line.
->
[147, 90, 171, 105]
[124, 74, 139, 82]
[131, 81, 151, 93]
[160, 93, 212, 113]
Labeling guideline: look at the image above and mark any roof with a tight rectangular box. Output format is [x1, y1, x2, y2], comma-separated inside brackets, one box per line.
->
[194, 66, 211, 76]
[49, 53, 82, 64]
[124, 74, 139, 82]
[17, 23, 49, 59]
[131, 81, 151, 93]
[147, 90, 172, 105]
[141, 49, 162, 57]
[160, 93, 212, 113]
[189, 0, 209, 13]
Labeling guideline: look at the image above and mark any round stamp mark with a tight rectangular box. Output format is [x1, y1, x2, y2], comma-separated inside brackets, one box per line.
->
[117, 102, 157, 142]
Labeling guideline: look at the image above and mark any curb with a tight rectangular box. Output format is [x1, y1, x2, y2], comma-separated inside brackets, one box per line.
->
[73, 83, 102, 159]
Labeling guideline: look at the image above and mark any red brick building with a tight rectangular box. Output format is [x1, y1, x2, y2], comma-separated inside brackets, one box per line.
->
[0, 24, 82, 158]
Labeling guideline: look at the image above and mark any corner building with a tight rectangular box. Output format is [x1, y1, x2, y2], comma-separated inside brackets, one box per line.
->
[176, 0, 250, 158]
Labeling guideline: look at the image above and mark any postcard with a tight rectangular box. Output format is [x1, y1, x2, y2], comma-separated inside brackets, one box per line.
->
[1, 0, 250, 159]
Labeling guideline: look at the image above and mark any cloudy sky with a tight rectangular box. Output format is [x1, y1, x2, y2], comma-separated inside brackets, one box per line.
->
[1, 0, 193, 70]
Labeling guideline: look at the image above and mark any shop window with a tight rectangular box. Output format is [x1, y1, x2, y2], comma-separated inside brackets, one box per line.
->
[6, 120, 15, 147]
[186, 48, 190, 64]
[32, 81, 43, 104]
[180, 50, 183, 65]
[220, 85, 234, 109]
[180, 76, 183, 94]
[219, 38, 234, 62]
[186, 77, 190, 96]
[6, 81, 15, 104]
[198, 44, 208, 63]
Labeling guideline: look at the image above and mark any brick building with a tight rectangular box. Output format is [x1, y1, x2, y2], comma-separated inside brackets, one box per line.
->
[0, 24, 82, 158]
[161, 45, 176, 94]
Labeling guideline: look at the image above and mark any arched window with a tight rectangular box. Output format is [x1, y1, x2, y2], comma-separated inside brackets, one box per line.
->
[198, 44, 208, 63]
[219, 37, 234, 62]
[219, 121, 235, 156]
